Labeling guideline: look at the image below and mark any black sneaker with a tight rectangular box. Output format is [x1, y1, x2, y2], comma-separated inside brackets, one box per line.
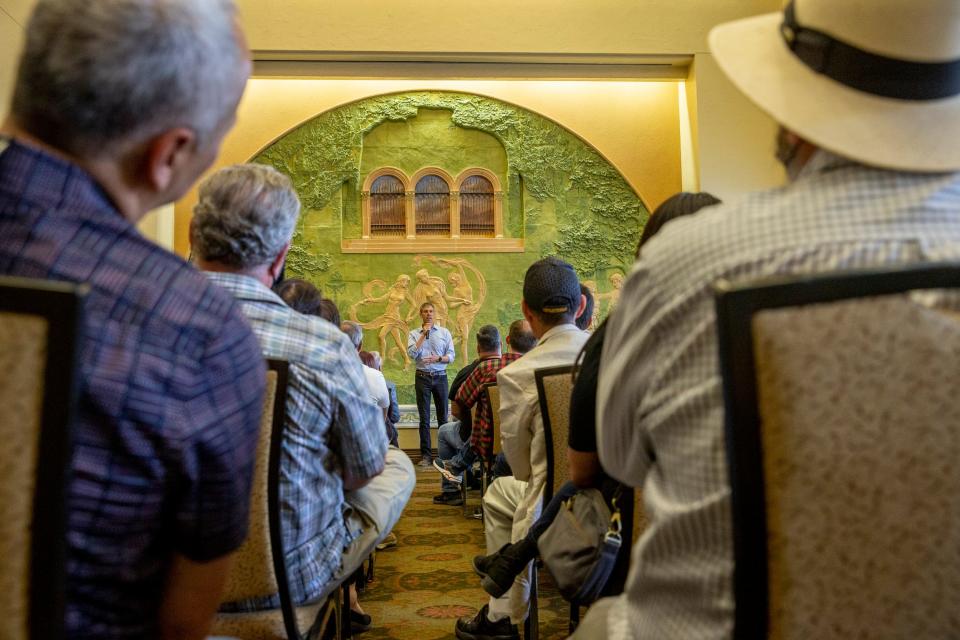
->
[349, 609, 371, 634]
[432, 492, 464, 506]
[471, 539, 537, 599]
[455, 604, 519, 640]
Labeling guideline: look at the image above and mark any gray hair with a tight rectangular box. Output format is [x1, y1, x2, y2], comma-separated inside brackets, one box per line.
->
[191, 164, 301, 269]
[340, 321, 364, 351]
[12, 0, 247, 156]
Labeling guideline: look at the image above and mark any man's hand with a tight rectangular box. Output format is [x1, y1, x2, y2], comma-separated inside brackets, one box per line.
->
[421, 321, 434, 333]
[422, 355, 441, 364]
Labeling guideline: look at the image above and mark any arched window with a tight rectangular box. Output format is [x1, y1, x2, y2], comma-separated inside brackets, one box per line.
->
[369, 174, 406, 237]
[459, 174, 495, 237]
[415, 174, 451, 236]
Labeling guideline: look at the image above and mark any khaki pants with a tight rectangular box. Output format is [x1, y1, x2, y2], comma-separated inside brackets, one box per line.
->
[339, 447, 415, 581]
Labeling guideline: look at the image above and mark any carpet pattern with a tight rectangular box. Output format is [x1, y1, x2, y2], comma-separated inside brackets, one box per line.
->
[360, 468, 574, 639]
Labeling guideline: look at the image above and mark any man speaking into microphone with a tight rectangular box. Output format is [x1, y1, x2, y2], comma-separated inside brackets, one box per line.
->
[408, 301, 455, 467]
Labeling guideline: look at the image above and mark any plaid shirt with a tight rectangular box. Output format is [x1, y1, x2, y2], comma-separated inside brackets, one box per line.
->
[0, 138, 265, 638]
[455, 352, 522, 454]
[599, 150, 960, 639]
[207, 273, 387, 609]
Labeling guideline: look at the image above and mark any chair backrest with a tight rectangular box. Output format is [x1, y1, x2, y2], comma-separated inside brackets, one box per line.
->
[535, 365, 576, 505]
[485, 383, 502, 458]
[0, 276, 86, 640]
[218, 360, 302, 638]
[715, 264, 960, 640]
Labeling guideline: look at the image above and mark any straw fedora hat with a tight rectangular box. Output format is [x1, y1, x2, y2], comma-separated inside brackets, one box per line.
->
[709, 0, 960, 172]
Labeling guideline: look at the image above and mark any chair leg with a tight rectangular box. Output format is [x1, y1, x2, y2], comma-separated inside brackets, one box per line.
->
[523, 563, 539, 640]
[365, 551, 375, 584]
[569, 602, 580, 635]
[340, 581, 353, 640]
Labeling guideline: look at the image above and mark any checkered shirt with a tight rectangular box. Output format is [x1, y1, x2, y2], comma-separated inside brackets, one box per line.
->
[598, 150, 960, 639]
[455, 352, 522, 455]
[0, 138, 265, 638]
[207, 272, 387, 610]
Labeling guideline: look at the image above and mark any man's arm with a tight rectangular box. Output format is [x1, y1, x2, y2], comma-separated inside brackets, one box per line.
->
[407, 329, 422, 360]
[597, 265, 659, 488]
[157, 553, 233, 640]
[327, 337, 388, 487]
[497, 366, 535, 481]
[567, 449, 602, 488]
[443, 329, 455, 364]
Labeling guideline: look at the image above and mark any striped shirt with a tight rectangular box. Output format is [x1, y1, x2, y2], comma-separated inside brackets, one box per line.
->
[0, 138, 265, 638]
[598, 150, 960, 639]
[454, 352, 522, 454]
[208, 273, 387, 609]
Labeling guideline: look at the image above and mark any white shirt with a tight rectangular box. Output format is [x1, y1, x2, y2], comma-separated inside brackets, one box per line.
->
[598, 150, 960, 639]
[498, 323, 588, 537]
[362, 366, 389, 410]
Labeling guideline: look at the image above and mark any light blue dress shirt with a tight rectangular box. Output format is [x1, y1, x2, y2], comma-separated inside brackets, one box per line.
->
[407, 325, 455, 372]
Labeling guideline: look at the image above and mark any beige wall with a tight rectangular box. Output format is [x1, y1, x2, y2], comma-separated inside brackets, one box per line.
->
[686, 53, 784, 202]
[173, 78, 683, 255]
[238, 0, 778, 57]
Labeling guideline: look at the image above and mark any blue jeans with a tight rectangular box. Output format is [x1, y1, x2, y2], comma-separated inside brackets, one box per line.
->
[414, 371, 448, 458]
[437, 421, 466, 493]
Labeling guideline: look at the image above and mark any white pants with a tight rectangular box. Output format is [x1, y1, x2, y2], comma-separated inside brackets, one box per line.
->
[341, 447, 415, 578]
[483, 475, 531, 623]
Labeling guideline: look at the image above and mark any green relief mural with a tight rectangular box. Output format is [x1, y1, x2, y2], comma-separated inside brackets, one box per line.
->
[253, 91, 648, 403]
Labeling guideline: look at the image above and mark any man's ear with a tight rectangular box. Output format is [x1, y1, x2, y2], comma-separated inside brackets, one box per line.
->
[268, 242, 291, 282]
[144, 127, 196, 192]
[520, 299, 534, 323]
[576, 294, 587, 320]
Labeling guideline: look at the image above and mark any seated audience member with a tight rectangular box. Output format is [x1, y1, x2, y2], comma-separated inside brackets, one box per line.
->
[433, 320, 537, 504]
[576, 283, 595, 331]
[342, 320, 390, 418]
[456, 258, 589, 640]
[359, 349, 391, 432]
[191, 163, 415, 631]
[0, 1, 262, 637]
[370, 350, 402, 448]
[472, 192, 718, 600]
[274, 277, 324, 316]
[319, 298, 342, 326]
[432, 324, 506, 504]
[587, 2, 960, 638]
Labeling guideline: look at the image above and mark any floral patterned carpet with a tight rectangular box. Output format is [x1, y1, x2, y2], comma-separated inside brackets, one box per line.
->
[360, 467, 572, 639]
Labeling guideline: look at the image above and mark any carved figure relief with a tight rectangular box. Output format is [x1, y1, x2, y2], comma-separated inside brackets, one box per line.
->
[407, 266, 450, 326]
[598, 272, 624, 313]
[349, 256, 487, 368]
[350, 274, 414, 369]
[423, 256, 487, 365]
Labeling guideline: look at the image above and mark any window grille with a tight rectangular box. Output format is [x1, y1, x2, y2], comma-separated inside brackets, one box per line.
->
[459, 175, 495, 237]
[370, 175, 406, 237]
[415, 174, 451, 236]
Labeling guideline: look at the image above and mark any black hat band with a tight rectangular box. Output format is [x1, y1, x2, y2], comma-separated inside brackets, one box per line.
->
[781, 0, 960, 101]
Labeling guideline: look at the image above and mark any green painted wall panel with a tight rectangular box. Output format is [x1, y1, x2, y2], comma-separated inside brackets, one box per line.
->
[253, 91, 647, 403]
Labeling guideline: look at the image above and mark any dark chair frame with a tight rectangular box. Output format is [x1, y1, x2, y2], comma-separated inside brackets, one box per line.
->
[714, 263, 960, 640]
[532, 363, 579, 639]
[0, 276, 86, 640]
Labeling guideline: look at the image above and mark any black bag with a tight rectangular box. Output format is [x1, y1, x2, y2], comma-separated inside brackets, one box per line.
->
[537, 486, 623, 603]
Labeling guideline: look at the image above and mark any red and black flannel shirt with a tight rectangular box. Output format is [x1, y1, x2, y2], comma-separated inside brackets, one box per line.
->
[454, 352, 522, 455]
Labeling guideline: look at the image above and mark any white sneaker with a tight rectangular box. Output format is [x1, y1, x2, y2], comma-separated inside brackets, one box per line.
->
[432, 459, 463, 484]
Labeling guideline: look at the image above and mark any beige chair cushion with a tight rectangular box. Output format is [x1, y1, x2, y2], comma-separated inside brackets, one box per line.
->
[220, 370, 280, 602]
[539, 371, 574, 495]
[754, 294, 960, 640]
[0, 312, 48, 638]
